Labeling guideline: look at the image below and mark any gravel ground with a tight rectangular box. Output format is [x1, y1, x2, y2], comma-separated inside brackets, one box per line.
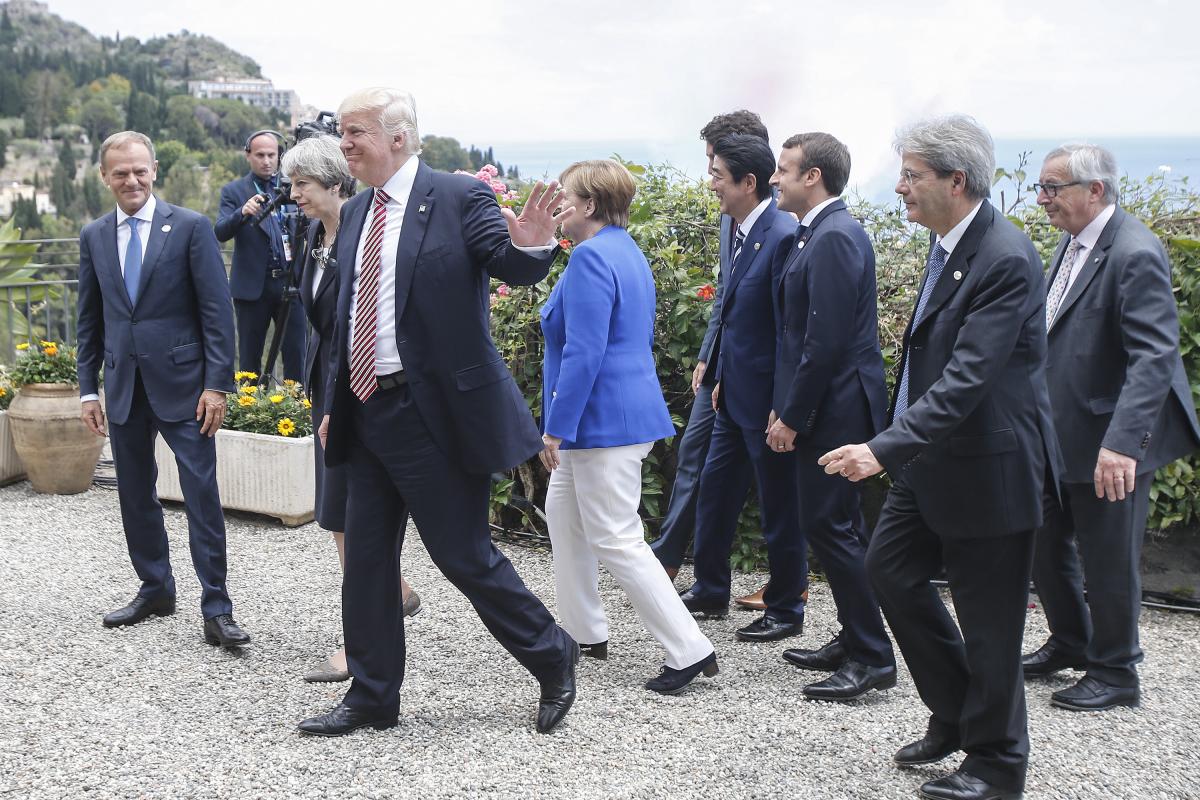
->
[1, 481, 1198, 799]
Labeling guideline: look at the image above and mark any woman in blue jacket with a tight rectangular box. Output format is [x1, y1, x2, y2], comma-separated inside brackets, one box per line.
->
[539, 159, 717, 694]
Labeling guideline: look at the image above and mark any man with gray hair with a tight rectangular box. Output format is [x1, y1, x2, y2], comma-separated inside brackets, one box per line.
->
[820, 114, 1060, 800]
[298, 88, 580, 738]
[1023, 143, 1200, 711]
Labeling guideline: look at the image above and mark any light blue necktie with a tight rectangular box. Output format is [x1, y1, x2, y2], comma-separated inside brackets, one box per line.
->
[124, 217, 143, 305]
[893, 243, 948, 420]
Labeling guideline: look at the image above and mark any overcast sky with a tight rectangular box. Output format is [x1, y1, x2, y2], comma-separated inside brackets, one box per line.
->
[39, 0, 1200, 184]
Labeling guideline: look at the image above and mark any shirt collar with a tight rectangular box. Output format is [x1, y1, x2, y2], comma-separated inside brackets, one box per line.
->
[115, 195, 156, 227]
[379, 157, 420, 206]
[936, 200, 984, 257]
[1074, 202, 1117, 250]
[800, 196, 839, 228]
[737, 197, 772, 238]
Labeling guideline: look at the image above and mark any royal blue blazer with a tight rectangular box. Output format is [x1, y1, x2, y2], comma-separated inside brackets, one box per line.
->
[540, 226, 674, 450]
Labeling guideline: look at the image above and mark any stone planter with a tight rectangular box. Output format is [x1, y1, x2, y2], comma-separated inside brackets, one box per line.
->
[154, 428, 315, 526]
[6, 383, 104, 494]
[0, 409, 25, 486]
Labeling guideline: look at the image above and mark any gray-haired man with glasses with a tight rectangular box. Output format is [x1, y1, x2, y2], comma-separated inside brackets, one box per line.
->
[1023, 143, 1200, 711]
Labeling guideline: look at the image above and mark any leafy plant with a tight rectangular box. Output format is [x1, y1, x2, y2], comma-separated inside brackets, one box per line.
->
[9, 340, 78, 385]
[223, 373, 313, 438]
[0, 365, 13, 410]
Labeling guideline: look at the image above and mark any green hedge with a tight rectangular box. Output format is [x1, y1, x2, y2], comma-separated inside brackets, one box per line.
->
[488, 163, 1200, 568]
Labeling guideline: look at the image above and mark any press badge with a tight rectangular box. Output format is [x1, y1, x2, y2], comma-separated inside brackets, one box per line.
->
[281, 230, 293, 263]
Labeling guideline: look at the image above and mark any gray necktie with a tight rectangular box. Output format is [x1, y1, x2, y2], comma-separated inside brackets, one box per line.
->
[1045, 238, 1082, 330]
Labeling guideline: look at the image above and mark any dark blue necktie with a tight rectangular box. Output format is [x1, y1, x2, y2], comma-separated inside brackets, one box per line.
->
[893, 243, 948, 420]
[730, 229, 745, 275]
[124, 217, 143, 305]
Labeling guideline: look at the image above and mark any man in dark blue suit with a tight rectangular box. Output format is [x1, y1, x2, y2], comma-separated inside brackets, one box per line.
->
[652, 112, 770, 603]
[215, 131, 305, 382]
[679, 134, 806, 641]
[765, 132, 896, 701]
[298, 88, 578, 738]
[77, 131, 248, 648]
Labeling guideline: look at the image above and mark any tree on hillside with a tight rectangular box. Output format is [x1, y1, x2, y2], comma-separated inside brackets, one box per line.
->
[79, 97, 123, 147]
[422, 135, 471, 172]
[126, 90, 161, 138]
[22, 69, 73, 138]
[58, 139, 77, 180]
[0, 128, 9, 169]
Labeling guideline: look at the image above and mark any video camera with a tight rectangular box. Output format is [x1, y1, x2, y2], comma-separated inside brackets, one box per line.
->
[251, 112, 340, 229]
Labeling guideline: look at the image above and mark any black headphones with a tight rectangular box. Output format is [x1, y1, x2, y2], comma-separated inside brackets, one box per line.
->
[243, 129, 287, 155]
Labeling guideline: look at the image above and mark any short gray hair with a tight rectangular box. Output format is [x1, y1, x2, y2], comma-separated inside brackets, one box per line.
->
[338, 87, 422, 156]
[894, 114, 995, 201]
[1045, 142, 1119, 202]
[281, 135, 355, 198]
[101, 131, 156, 166]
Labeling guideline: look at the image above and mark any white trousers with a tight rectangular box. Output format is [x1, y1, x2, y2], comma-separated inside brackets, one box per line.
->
[546, 443, 715, 669]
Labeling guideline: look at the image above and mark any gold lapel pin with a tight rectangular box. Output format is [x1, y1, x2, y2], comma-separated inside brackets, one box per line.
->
[161, 224, 171, 233]
[952, 270, 962, 280]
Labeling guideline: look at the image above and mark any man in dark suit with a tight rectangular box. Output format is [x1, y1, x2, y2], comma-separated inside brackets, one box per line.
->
[77, 130, 248, 648]
[297, 88, 578, 737]
[215, 131, 305, 382]
[765, 132, 896, 700]
[652, 111, 770, 609]
[1023, 143, 1200, 711]
[678, 134, 806, 642]
[820, 115, 1060, 800]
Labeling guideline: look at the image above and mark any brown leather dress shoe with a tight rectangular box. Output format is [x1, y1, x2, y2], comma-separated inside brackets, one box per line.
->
[734, 583, 768, 610]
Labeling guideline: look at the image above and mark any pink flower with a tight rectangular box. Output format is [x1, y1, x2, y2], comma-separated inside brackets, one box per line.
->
[480, 164, 499, 178]
[496, 283, 511, 297]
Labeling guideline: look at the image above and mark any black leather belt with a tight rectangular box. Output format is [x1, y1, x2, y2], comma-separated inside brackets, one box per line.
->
[376, 370, 408, 390]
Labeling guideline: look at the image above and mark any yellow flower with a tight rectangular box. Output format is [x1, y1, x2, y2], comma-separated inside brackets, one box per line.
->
[15, 343, 28, 350]
[42, 344, 58, 357]
[237, 395, 255, 407]
[269, 394, 284, 404]
[302, 398, 312, 409]
[40, 340, 54, 347]
[240, 385, 258, 395]
[0, 387, 6, 398]
[235, 371, 259, 381]
[277, 417, 296, 436]
[283, 379, 297, 387]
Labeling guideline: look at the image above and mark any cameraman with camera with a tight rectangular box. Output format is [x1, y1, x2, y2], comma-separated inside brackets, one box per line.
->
[215, 130, 306, 382]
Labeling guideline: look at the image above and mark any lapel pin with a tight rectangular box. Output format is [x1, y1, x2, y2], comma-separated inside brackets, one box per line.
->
[418, 204, 427, 213]
[1094, 257, 1100, 263]
[952, 270, 962, 280]
[797, 241, 805, 250]
[753, 242, 761, 251]
[161, 224, 171, 233]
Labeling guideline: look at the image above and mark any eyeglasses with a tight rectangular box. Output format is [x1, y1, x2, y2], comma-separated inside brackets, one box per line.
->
[1032, 181, 1081, 198]
[899, 168, 936, 186]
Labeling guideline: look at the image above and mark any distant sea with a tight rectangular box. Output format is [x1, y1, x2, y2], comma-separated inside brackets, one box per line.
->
[489, 137, 1200, 205]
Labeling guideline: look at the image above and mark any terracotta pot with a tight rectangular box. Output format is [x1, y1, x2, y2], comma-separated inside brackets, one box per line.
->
[7, 383, 104, 494]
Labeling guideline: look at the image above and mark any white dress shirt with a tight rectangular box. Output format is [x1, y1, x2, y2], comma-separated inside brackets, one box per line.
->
[349, 157, 556, 375]
[737, 197, 773, 240]
[799, 196, 840, 229]
[1060, 202, 1116, 294]
[936, 200, 984, 258]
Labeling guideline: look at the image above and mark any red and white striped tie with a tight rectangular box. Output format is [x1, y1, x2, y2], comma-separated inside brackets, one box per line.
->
[349, 188, 390, 402]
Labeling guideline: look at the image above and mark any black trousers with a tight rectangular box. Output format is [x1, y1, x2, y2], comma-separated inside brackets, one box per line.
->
[108, 372, 231, 619]
[234, 277, 305, 382]
[794, 447, 893, 667]
[1031, 474, 1152, 688]
[341, 383, 572, 713]
[866, 478, 1033, 791]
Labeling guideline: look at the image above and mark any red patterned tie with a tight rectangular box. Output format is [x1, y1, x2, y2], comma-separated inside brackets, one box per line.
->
[349, 188, 390, 402]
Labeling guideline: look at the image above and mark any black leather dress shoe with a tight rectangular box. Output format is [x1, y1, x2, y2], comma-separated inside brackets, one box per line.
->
[894, 728, 960, 766]
[203, 614, 251, 648]
[783, 637, 848, 671]
[102, 594, 176, 628]
[678, 589, 728, 619]
[1022, 641, 1085, 678]
[645, 651, 718, 695]
[537, 641, 579, 733]
[919, 769, 1022, 800]
[580, 641, 608, 660]
[297, 703, 398, 737]
[735, 613, 802, 642]
[803, 660, 896, 701]
[1050, 675, 1139, 711]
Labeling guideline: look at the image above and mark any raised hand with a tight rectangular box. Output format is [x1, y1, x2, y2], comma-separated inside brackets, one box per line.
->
[501, 180, 576, 248]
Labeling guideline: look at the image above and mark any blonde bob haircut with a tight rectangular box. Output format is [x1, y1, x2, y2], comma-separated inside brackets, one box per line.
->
[559, 159, 637, 229]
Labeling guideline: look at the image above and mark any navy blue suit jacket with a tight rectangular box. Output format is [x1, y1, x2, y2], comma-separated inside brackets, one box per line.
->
[215, 173, 298, 302]
[323, 161, 552, 474]
[772, 200, 888, 448]
[77, 198, 236, 425]
[712, 200, 797, 429]
[540, 226, 674, 449]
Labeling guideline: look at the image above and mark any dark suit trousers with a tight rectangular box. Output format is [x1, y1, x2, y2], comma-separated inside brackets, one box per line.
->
[651, 382, 719, 568]
[341, 384, 572, 713]
[234, 276, 305, 381]
[108, 372, 231, 619]
[866, 479, 1032, 792]
[690, 406, 806, 622]
[1031, 474, 1151, 688]
[795, 448, 893, 667]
